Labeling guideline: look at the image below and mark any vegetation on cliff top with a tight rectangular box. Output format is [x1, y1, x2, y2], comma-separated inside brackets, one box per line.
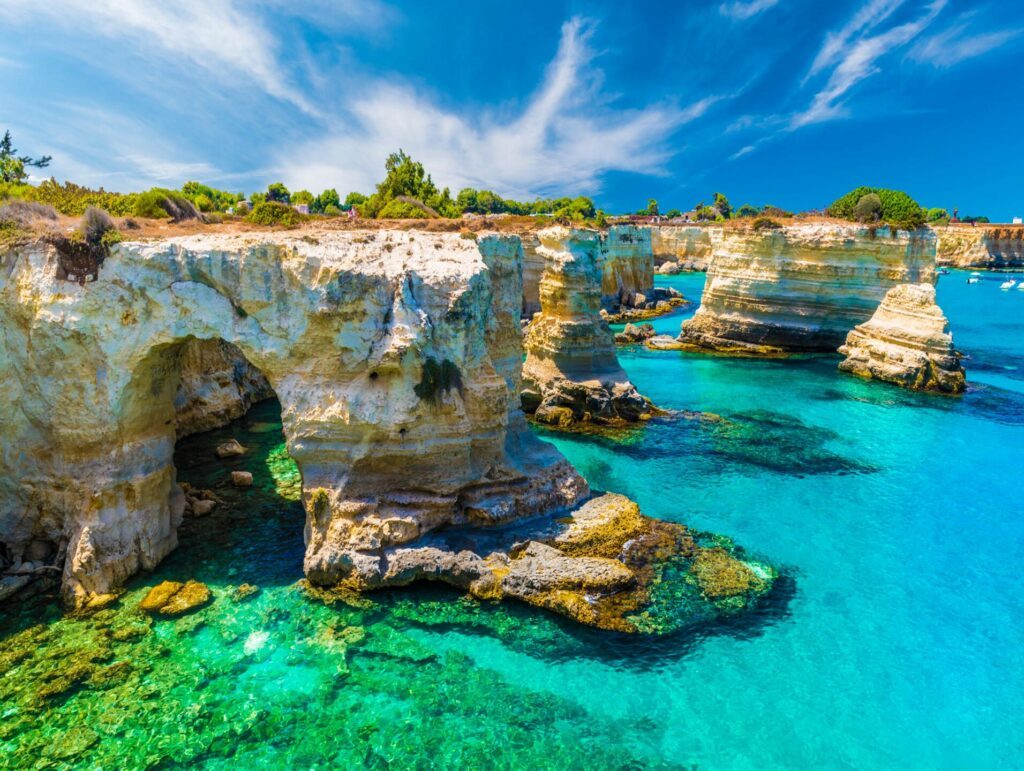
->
[827, 186, 926, 230]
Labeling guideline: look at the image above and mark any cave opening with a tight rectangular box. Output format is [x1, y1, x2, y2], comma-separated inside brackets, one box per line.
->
[168, 338, 306, 588]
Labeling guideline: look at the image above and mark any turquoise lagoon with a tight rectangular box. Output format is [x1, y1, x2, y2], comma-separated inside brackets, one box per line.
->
[1, 270, 1022, 768]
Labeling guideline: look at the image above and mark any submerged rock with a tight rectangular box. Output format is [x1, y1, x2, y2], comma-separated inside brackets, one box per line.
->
[140, 580, 212, 616]
[838, 283, 966, 393]
[230, 471, 253, 488]
[215, 439, 247, 458]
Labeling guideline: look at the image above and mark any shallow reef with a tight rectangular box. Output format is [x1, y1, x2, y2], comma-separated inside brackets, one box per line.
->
[0, 400, 781, 767]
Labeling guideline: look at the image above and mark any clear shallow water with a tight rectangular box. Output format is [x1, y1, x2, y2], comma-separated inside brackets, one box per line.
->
[2, 270, 1023, 768]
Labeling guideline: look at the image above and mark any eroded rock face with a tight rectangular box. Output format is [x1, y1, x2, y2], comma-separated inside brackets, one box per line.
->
[0, 230, 586, 606]
[601, 225, 654, 306]
[936, 225, 1024, 269]
[677, 224, 937, 354]
[175, 338, 273, 438]
[521, 233, 545, 318]
[838, 283, 966, 393]
[650, 225, 719, 271]
[521, 227, 652, 427]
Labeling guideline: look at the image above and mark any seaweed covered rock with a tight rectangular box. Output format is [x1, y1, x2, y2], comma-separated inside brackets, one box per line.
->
[139, 580, 211, 616]
[838, 283, 966, 393]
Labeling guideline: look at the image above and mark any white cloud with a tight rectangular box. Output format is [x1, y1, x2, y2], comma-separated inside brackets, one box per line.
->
[719, 0, 780, 21]
[280, 18, 719, 199]
[0, 0, 324, 116]
[730, 144, 757, 159]
[910, 18, 1022, 67]
[792, 0, 947, 128]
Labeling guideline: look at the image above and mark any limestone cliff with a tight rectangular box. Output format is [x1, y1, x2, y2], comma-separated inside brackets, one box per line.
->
[600, 225, 654, 306]
[0, 228, 775, 631]
[935, 225, 1024, 269]
[521, 227, 652, 427]
[650, 225, 719, 272]
[175, 338, 273, 437]
[0, 230, 586, 606]
[838, 283, 965, 393]
[521, 233, 545, 318]
[676, 224, 937, 354]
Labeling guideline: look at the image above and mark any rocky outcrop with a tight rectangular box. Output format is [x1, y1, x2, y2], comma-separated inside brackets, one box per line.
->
[175, 338, 273, 437]
[650, 225, 719, 271]
[838, 283, 965, 393]
[0, 228, 777, 632]
[0, 230, 585, 607]
[676, 224, 937, 354]
[935, 225, 1024, 269]
[521, 227, 653, 427]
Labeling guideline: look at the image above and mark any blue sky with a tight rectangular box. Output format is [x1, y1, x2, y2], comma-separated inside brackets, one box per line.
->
[1, 0, 1021, 218]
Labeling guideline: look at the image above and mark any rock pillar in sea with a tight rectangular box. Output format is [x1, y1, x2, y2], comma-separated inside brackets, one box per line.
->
[676, 223, 938, 354]
[838, 283, 966, 393]
[521, 227, 653, 427]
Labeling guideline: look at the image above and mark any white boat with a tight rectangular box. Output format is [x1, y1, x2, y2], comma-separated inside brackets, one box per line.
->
[967, 277, 980, 284]
[1000, 279, 1017, 290]
[1018, 282, 1024, 291]
[971, 272, 981, 276]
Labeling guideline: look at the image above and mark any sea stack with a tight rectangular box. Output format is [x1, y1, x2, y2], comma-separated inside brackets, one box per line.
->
[521, 227, 653, 427]
[838, 283, 966, 393]
[676, 223, 937, 354]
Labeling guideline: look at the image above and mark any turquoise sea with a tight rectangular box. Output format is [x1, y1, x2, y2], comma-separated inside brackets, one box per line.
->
[2, 269, 1022, 768]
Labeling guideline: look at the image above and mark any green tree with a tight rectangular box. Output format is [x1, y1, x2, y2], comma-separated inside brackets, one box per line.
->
[926, 207, 948, 222]
[344, 192, 367, 208]
[826, 186, 924, 230]
[665, 208, 682, 218]
[645, 198, 659, 216]
[313, 188, 340, 214]
[736, 204, 760, 218]
[853, 193, 882, 223]
[0, 130, 52, 184]
[266, 182, 290, 204]
[291, 190, 314, 206]
[712, 192, 731, 219]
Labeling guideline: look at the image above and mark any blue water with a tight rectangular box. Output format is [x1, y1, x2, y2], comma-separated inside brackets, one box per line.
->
[3, 270, 1022, 768]
[544, 269, 1024, 767]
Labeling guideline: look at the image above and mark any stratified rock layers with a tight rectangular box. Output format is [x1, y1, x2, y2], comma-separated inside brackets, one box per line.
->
[175, 338, 273, 437]
[521, 227, 652, 426]
[677, 224, 937, 353]
[0, 231, 587, 606]
[838, 283, 965, 393]
[936, 226, 1024, 269]
[600, 225, 654, 306]
[0, 229, 776, 631]
[650, 225, 718, 271]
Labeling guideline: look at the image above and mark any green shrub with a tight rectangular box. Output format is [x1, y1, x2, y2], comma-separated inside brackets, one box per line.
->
[853, 193, 882, 223]
[827, 186, 924, 230]
[736, 204, 760, 218]
[377, 199, 429, 219]
[247, 201, 305, 227]
[132, 188, 200, 221]
[752, 217, 782, 231]
[25, 178, 134, 216]
[926, 207, 948, 222]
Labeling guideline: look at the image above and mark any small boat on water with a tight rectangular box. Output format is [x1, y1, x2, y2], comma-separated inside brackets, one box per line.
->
[967, 277, 980, 284]
[999, 279, 1017, 290]
[938, 268, 950, 275]
[971, 272, 981, 276]
[1018, 282, 1024, 292]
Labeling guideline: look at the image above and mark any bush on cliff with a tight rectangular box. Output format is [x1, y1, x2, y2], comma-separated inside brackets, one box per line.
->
[133, 188, 202, 221]
[827, 186, 924, 230]
[247, 200, 305, 227]
[752, 217, 782, 231]
[853, 193, 882, 223]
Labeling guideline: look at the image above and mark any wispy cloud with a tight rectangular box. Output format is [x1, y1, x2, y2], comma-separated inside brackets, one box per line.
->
[280, 18, 721, 198]
[910, 16, 1022, 67]
[719, 0, 780, 21]
[792, 0, 947, 128]
[0, 0, 354, 117]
